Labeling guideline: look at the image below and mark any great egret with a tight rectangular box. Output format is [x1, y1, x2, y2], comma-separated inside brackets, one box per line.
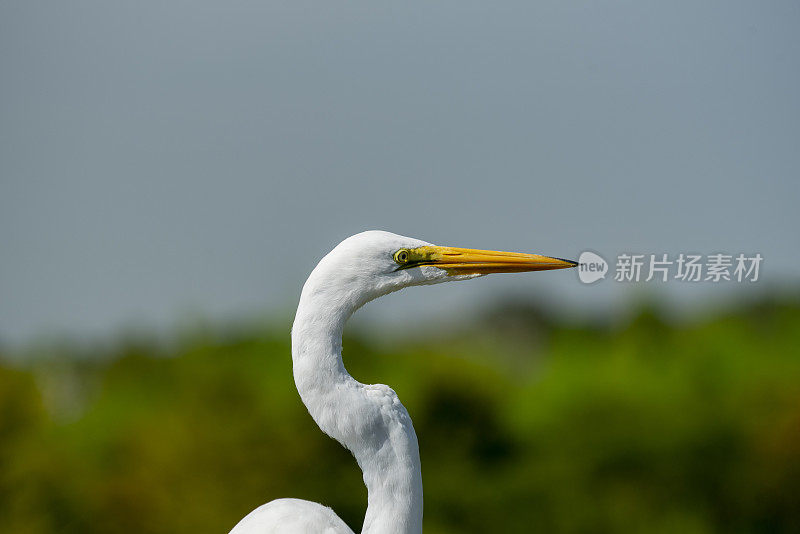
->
[229, 231, 576, 534]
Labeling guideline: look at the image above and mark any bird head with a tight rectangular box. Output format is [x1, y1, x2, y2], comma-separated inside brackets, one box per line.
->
[304, 231, 577, 310]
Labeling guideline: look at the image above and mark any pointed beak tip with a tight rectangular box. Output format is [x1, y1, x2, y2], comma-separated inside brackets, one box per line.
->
[556, 257, 579, 268]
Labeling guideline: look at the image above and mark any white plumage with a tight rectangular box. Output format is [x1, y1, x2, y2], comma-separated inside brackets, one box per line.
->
[231, 499, 353, 534]
[229, 231, 576, 534]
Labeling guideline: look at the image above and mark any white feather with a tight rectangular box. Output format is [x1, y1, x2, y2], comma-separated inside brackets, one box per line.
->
[231, 231, 485, 534]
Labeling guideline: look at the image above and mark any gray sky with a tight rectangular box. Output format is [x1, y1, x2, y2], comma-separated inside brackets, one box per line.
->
[1, 1, 798, 345]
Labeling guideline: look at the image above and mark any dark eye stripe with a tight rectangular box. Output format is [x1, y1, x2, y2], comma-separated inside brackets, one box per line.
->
[394, 259, 436, 272]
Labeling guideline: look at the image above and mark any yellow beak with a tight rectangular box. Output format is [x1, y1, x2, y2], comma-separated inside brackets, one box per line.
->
[401, 245, 578, 275]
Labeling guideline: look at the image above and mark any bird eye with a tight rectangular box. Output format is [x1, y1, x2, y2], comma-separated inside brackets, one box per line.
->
[394, 249, 410, 264]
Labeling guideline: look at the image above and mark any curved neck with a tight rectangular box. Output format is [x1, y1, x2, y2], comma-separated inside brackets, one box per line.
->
[291, 277, 423, 534]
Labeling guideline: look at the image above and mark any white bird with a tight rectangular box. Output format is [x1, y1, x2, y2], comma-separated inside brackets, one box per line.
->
[229, 231, 576, 534]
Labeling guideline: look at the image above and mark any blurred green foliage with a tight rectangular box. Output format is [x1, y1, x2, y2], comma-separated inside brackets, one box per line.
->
[1, 297, 799, 533]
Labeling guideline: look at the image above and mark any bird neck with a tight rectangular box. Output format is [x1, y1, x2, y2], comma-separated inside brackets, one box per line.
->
[291, 279, 423, 534]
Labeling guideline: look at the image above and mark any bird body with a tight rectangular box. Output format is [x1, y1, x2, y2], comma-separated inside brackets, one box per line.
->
[229, 231, 576, 534]
[230, 499, 354, 534]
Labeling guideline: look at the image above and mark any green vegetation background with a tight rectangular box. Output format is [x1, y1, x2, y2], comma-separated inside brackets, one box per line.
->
[1, 297, 799, 533]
